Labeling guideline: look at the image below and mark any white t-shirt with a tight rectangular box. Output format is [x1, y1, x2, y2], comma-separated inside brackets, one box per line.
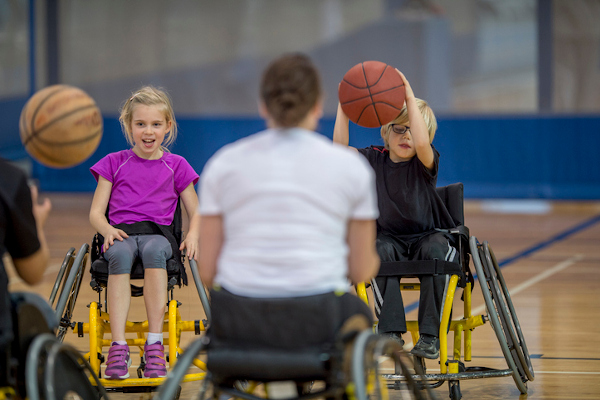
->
[199, 127, 378, 297]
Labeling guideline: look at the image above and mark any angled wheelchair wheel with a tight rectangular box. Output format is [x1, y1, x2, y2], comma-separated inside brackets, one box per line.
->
[154, 338, 207, 400]
[48, 247, 75, 306]
[44, 341, 107, 400]
[25, 334, 58, 400]
[54, 243, 89, 342]
[483, 242, 535, 381]
[189, 258, 212, 325]
[470, 236, 529, 394]
[352, 331, 434, 400]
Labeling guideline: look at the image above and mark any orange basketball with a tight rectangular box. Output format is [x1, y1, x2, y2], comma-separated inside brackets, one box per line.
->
[338, 61, 405, 128]
[19, 84, 103, 168]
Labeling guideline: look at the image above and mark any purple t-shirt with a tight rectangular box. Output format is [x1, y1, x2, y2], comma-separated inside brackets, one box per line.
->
[91, 149, 199, 226]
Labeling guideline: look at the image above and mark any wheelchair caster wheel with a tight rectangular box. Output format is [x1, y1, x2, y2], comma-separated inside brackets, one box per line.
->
[449, 381, 462, 400]
[413, 355, 427, 375]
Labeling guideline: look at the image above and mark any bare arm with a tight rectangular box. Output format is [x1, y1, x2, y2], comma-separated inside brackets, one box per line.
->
[89, 176, 128, 251]
[346, 219, 379, 284]
[12, 185, 51, 285]
[198, 215, 224, 287]
[398, 70, 434, 169]
[333, 103, 358, 152]
[179, 182, 200, 260]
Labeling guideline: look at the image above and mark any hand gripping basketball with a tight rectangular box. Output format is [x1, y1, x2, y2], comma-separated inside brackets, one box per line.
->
[338, 61, 406, 128]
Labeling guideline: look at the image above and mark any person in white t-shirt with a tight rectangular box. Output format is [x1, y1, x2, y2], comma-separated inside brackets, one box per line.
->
[197, 53, 379, 346]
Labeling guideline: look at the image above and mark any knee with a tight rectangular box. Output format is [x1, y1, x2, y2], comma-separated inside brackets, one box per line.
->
[376, 238, 398, 262]
[105, 243, 135, 274]
[140, 237, 172, 268]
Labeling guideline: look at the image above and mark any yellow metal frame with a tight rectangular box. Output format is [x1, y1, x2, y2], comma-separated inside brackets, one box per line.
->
[356, 276, 486, 376]
[73, 298, 207, 387]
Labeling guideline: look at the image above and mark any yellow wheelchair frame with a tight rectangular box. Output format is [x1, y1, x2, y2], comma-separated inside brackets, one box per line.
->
[355, 183, 534, 400]
[50, 242, 212, 393]
[356, 237, 534, 400]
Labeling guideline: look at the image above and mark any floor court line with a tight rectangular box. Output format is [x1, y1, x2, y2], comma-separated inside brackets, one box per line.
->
[467, 254, 583, 317]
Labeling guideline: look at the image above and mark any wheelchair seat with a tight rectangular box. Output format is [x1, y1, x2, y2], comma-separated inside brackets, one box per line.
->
[205, 289, 357, 386]
[89, 200, 187, 295]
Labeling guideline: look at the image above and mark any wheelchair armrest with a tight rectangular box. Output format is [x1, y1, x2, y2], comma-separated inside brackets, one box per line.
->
[437, 225, 470, 242]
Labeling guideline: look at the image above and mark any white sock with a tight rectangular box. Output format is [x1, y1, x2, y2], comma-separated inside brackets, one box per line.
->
[147, 333, 163, 344]
[114, 340, 127, 346]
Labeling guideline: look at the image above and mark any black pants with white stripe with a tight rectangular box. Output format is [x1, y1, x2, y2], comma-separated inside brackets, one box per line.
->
[372, 231, 457, 338]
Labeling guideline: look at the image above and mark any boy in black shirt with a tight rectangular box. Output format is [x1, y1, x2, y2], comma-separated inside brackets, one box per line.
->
[333, 70, 457, 359]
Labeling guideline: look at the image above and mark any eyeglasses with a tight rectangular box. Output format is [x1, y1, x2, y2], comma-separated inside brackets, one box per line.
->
[390, 124, 411, 135]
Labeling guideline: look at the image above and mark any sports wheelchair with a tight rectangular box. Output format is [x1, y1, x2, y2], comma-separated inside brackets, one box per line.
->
[155, 289, 437, 400]
[49, 200, 211, 396]
[355, 183, 535, 400]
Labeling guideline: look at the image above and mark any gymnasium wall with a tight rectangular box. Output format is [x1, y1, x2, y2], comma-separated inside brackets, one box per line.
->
[3, 111, 598, 200]
[1, 0, 599, 199]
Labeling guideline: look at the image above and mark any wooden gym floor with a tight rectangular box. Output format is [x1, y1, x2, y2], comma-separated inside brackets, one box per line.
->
[5, 193, 600, 399]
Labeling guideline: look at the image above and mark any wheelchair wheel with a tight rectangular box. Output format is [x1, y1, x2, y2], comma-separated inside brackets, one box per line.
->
[482, 242, 535, 381]
[189, 259, 212, 325]
[43, 340, 107, 400]
[352, 331, 434, 400]
[154, 338, 207, 400]
[470, 236, 529, 394]
[25, 334, 58, 400]
[48, 247, 75, 306]
[54, 243, 89, 342]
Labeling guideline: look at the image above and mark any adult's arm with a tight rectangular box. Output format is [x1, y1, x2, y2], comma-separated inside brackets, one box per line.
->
[198, 215, 224, 287]
[346, 219, 379, 284]
[12, 185, 51, 285]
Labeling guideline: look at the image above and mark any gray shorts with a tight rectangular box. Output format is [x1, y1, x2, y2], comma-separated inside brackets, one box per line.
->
[104, 234, 172, 275]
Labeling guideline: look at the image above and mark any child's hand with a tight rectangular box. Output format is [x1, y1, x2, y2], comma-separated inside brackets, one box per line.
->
[102, 227, 129, 252]
[180, 233, 199, 261]
[396, 69, 415, 102]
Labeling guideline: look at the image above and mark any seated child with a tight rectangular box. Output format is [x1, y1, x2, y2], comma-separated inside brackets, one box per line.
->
[89, 86, 200, 379]
[333, 70, 457, 359]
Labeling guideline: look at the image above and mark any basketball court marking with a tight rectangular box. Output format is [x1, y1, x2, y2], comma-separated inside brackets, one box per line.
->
[468, 253, 583, 317]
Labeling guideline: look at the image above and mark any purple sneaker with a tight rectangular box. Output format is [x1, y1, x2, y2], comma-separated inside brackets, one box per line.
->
[105, 342, 131, 379]
[143, 341, 167, 378]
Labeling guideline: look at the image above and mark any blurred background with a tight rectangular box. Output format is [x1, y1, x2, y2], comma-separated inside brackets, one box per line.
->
[1, 0, 599, 199]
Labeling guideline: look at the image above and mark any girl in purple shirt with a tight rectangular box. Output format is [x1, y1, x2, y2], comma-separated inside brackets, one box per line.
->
[89, 86, 200, 380]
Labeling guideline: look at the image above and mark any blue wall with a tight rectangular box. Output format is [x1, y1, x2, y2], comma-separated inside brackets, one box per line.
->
[2, 106, 600, 199]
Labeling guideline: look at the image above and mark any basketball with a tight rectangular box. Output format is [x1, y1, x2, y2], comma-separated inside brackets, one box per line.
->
[19, 84, 103, 168]
[338, 61, 406, 128]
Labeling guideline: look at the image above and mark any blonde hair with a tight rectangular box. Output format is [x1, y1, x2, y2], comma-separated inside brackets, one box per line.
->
[119, 86, 178, 149]
[380, 98, 437, 149]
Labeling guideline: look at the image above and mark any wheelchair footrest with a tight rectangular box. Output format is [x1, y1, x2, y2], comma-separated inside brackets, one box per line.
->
[383, 368, 514, 383]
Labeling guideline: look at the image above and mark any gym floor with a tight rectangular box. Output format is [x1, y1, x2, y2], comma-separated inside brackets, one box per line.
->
[6, 193, 600, 399]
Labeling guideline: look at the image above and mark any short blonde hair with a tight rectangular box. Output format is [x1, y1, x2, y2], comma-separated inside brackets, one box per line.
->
[119, 86, 178, 149]
[380, 98, 437, 149]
